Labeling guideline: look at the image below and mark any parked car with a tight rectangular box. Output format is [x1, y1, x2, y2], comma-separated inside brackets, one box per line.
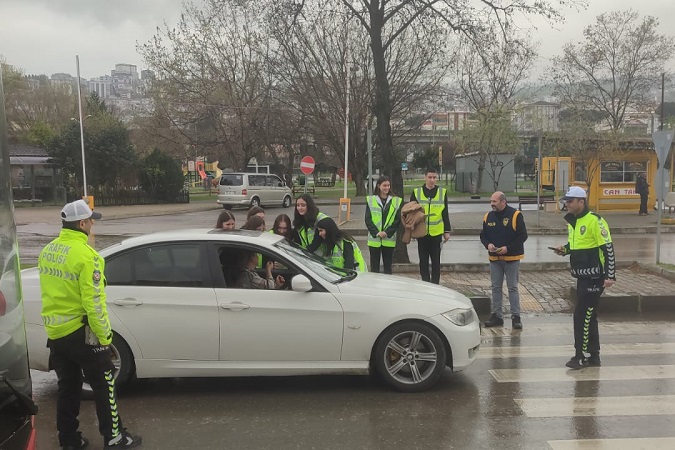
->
[22, 230, 480, 393]
[217, 173, 292, 209]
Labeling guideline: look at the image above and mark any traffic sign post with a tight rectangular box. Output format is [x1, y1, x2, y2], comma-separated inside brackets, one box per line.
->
[652, 131, 674, 264]
[299, 156, 315, 195]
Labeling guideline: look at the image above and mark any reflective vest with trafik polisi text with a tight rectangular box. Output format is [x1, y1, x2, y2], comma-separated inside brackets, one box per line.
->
[415, 187, 446, 237]
[324, 239, 368, 272]
[38, 228, 112, 345]
[366, 195, 402, 248]
[298, 211, 329, 249]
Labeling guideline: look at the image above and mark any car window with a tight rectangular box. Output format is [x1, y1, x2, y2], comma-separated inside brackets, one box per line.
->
[108, 244, 206, 287]
[266, 175, 281, 187]
[216, 244, 298, 289]
[249, 175, 265, 187]
[220, 174, 243, 186]
[105, 251, 133, 285]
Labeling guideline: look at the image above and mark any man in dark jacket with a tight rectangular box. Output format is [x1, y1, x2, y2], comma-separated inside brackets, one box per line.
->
[635, 172, 649, 216]
[480, 191, 528, 329]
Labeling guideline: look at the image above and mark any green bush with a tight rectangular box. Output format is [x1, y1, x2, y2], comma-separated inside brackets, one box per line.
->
[139, 149, 185, 202]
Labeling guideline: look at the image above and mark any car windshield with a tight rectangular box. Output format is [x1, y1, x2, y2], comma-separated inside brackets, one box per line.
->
[275, 241, 355, 283]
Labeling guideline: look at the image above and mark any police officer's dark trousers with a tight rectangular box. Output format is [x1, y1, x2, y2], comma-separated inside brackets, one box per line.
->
[48, 326, 122, 446]
[417, 234, 442, 284]
[573, 278, 604, 357]
[639, 192, 648, 215]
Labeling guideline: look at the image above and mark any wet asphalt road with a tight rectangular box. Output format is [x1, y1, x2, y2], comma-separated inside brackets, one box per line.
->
[30, 313, 675, 450]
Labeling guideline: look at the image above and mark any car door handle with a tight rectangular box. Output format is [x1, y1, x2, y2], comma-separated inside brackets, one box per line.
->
[113, 298, 144, 306]
[220, 302, 250, 311]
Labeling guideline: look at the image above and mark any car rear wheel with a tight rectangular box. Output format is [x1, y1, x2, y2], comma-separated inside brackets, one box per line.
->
[282, 195, 292, 208]
[82, 332, 135, 399]
[373, 322, 446, 392]
[250, 197, 260, 208]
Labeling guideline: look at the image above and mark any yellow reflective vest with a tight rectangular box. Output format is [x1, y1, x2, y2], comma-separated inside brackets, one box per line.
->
[323, 239, 368, 272]
[39, 228, 112, 345]
[415, 187, 447, 236]
[297, 211, 328, 249]
[563, 210, 615, 280]
[366, 195, 402, 248]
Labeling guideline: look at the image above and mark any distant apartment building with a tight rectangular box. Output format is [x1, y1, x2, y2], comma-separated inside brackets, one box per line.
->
[89, 75, 113, 98]
[110, 63, 140, 99]
[49, 72, 83, 95]
[419, 110, 472, 131]
[512, 101, 560, 132]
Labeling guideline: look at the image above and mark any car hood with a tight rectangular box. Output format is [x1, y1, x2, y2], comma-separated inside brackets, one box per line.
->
[335, 273, 474, 310]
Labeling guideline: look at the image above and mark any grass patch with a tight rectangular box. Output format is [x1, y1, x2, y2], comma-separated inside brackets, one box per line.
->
[20, 263, 36, 270]
[658, 263, 675, 271]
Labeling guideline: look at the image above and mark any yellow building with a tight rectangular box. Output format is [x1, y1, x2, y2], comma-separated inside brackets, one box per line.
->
[539, 148, 661, 212]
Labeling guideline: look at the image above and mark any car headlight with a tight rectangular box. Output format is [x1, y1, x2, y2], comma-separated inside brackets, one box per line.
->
[442, 308, 474, 326]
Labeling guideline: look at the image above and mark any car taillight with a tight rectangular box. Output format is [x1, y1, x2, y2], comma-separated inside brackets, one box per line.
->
[241, 189, 247, 196]
[0, 289, 6, 316]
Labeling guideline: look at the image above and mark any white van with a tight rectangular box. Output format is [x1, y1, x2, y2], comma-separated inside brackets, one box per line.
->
[217, 173, 293, 209]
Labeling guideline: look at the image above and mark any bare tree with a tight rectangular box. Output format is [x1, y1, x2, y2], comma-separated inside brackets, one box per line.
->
[550, 10, 675, 133]
[267, 0, 578, 196]
[453, 29, 537, 192]
[271, 7, 446, 195]
[138, 0, 276, 170]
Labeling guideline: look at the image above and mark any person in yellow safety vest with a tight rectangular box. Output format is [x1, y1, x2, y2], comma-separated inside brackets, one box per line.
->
[292, 194, 328, 251]
[365, 176, 402, 274]
[315, 217, 368, 272]
[409, 168, 451, 284]
[552, 186, 616, 370]
[39, 200, 141, 449]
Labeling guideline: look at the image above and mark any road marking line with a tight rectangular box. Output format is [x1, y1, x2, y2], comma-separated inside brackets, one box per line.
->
[516, 395, 675, 418]
[547, 437, 675, 449]
[479, 342, 675, 358]
[490, 365, 675, 383]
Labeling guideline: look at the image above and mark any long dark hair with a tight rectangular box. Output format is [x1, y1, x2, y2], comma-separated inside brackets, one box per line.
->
[247, 206, 265, 220]
[315, 217, 354, 256]
[293, 194, 320, 229]
[272, 214, 292, 240]
[215, 210, 235, 228]
[241, 215, 265, 230]
[374, 175, 395, 197]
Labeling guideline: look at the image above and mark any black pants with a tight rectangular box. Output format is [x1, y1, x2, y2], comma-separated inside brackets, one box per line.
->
[48, 326, 122, 446]
[369, 246, 394, 274]
[639, 192, 648, 214]
[573, 278, 604, 356]
[417, 234, 443, 284]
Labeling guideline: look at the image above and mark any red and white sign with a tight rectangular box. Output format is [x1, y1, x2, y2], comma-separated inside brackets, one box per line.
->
[602, 188, 637, 196]
[300, 156, 315, 175]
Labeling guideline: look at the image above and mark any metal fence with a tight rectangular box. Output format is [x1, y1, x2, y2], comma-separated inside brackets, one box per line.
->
[86, 188, 190, 206]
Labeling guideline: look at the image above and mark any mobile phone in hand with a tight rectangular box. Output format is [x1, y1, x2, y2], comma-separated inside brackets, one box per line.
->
[547, 246, 557, 250]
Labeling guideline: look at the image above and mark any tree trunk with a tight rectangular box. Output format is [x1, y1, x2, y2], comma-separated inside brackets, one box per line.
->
[369, 2, 408, 263]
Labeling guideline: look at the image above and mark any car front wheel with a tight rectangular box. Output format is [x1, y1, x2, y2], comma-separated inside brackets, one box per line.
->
[373, 322, 446, 393]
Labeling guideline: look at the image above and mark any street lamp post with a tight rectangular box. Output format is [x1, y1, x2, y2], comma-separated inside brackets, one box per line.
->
[75, 55, 89, 198]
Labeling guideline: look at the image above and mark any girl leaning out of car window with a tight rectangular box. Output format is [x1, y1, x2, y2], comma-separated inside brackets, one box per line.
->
[291, 194, 327, 251]
[315, 217, 367, 272]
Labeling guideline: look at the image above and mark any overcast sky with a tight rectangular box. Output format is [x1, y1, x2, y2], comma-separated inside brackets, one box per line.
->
[0, 0, 674, 80]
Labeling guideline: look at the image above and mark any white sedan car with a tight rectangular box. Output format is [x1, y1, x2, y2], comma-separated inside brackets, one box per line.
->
[22, 230, 480, 392]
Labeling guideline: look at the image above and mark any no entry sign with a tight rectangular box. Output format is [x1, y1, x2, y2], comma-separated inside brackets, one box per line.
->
[300, 156, 315, 175]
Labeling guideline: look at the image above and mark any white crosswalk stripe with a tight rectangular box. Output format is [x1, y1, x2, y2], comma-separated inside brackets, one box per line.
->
[480, 319, 675, 449]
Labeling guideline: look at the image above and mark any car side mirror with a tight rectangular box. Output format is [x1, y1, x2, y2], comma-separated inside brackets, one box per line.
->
[291, 274, 313, 292]
[278, 182, 283, 187]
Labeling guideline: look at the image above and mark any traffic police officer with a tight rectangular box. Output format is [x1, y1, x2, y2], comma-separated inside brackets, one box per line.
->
[553, 187, 616, 370]
[39, 200, 142, 449]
